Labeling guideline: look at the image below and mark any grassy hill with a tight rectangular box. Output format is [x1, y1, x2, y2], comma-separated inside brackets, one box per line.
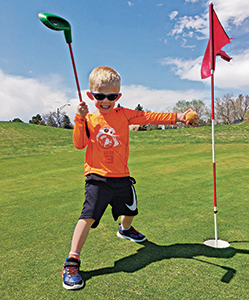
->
[0, 122, 74, 158]
[1, 121, 249, 299]
[1, 121, 249, 158]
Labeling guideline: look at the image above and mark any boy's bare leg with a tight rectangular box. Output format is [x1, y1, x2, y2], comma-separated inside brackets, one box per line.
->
[70, 218, 95, 253]
[121, 215, 134, 228]
[63, 219, 94, 290]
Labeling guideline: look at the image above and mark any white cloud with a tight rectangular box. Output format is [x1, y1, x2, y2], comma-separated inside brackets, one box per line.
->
[181, 38, 196, 49]
[159, 38, 167, 44]
[170, 0, 249, 39]
[0, 70, 71, 123]
[169, 15, 207, 37]
[160, 49, 249, 90]
[127, 1, 134, 7]
[169, 11, 178, 20]
[160, 57, 202, 82]
[0, 69, 209, 124]
[213, 49, 249, 89]
[212, 0, 249, 27]
[119, 85, 208, 112]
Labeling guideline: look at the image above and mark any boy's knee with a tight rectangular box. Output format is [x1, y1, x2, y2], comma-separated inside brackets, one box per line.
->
[79, 218, 95, 226]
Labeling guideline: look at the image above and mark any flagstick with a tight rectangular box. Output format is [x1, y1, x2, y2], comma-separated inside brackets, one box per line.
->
[204, 3, 230, 248]
[204, 68, 229, 248]
[211, 69, 218, 248]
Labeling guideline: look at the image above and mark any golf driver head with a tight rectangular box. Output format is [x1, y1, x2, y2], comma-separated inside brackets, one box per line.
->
[38, 12, 72, 43]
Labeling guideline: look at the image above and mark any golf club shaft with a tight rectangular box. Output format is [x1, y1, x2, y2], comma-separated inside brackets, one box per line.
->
[68, 43, 83, 102]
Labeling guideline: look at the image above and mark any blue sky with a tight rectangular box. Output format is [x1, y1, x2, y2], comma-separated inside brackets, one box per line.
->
[1, 0, 249, 122]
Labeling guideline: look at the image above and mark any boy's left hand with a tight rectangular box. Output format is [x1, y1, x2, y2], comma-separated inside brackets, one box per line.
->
[177, 108, 197, 126]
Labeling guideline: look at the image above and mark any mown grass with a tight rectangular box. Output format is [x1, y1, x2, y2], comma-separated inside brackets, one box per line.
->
[0, 122, 249, 299]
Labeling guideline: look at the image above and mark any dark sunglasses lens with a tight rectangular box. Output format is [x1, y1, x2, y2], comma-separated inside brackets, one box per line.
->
[94, 94, 106, 100]
[107, 94, 118, 101]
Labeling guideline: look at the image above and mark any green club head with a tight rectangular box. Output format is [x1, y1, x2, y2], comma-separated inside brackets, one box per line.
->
[38, 12, 72, 44]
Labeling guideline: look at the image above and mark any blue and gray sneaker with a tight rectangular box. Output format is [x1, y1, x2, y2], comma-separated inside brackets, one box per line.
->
[62, 257, 84, 290]
[117, 224, 146, 242]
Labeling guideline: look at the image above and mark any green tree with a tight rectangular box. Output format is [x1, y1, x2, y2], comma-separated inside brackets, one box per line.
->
[215, 93, 249, 124]
[135, 104, 143, 111]
[173, 100, 211, 127]
[244, 111, 249, 123]
[44, 112, 57, 127]
[12, 118, 24, 123]
[29, 114, 43, 125]
[62, 115, 73, 129]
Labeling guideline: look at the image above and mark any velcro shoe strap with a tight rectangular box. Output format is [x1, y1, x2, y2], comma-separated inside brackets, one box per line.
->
[64, 261, 80, 268]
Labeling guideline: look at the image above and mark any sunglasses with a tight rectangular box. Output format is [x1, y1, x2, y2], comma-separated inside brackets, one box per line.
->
[91, 92, 119, 101]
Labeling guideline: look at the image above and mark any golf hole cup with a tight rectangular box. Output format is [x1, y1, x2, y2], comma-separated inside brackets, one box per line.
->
[186, 111, 199, 126]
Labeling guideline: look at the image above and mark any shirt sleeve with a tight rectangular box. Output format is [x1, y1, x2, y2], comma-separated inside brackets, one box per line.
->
[122, 108, 177, 125]
[73, 114, 89, 149]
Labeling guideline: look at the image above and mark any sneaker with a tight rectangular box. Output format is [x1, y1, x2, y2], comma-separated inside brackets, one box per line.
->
[62, 257, 84, 290]
[117, 224, 146, 242]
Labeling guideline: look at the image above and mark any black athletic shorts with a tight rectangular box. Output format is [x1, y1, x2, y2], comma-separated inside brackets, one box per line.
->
[79, 173, 138, 228]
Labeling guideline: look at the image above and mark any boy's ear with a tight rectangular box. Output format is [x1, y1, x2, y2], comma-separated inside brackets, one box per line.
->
[86, 91, 94, 100]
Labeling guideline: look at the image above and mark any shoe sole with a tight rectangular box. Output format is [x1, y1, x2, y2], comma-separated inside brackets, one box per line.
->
[117, 231, 146, 243]
[62, 281, 85, 290]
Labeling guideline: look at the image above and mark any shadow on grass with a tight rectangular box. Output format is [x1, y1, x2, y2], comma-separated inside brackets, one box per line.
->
[80, 240, 249, 285]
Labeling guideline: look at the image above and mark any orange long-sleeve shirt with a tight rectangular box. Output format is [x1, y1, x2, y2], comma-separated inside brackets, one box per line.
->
[73, 107, 177, 177]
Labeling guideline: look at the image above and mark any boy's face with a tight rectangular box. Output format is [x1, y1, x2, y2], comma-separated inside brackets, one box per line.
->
[87, 83, 122, 114]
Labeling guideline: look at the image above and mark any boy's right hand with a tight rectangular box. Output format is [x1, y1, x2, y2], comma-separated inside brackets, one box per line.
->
[77, 101, 89, 117]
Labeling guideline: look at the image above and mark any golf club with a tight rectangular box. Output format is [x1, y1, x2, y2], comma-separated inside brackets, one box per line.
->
[38, 13, 83, 102]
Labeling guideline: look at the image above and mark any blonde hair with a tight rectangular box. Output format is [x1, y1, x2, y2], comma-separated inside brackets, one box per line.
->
[89, 66, 121, 92]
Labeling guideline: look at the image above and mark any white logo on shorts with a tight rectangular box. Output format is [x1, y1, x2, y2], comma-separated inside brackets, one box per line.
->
[125, 185, 137, 211]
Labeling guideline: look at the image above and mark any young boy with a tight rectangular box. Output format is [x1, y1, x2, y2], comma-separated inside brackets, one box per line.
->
[62, 66, 194, 290]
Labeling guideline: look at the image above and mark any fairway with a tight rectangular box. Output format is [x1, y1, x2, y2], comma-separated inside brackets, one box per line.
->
[0, 122, 249, 299]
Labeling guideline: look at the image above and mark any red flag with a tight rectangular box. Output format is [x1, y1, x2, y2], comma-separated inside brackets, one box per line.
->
[217, 49, 232, 62]
[201, 4, 231, 79]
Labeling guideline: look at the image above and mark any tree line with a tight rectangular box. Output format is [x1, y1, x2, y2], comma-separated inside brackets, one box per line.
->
[135, 93, 249, 129]
[10, 111, 73, 129]
[9, 93, 249, 129]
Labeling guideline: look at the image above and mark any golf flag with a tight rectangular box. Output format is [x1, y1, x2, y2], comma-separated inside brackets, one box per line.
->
[202, 3, 231, 249]
[201, 4, 232, 79]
